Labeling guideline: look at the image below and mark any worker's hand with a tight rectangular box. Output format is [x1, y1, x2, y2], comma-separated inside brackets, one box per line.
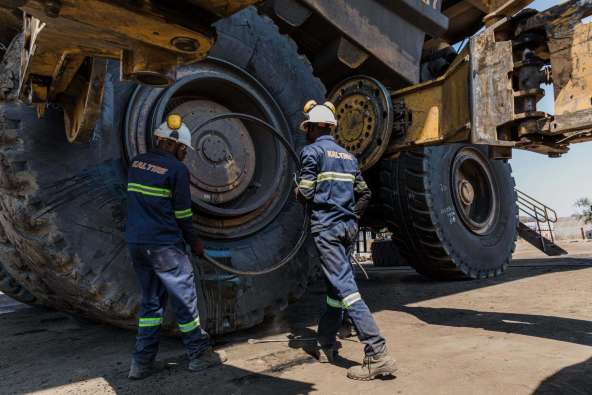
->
[191, 239, 205, 257]
[294, 187, 306, 205]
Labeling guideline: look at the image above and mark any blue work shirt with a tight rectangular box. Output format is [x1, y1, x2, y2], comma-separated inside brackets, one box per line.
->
[126, 149, 198, 245]
[297, 135, 371, 233]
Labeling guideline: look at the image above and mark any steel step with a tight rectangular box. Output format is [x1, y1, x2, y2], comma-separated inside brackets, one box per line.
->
[517, 222, 568, 256]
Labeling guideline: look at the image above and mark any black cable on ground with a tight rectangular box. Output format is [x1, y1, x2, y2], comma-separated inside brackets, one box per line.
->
[191, 112, 310, 276]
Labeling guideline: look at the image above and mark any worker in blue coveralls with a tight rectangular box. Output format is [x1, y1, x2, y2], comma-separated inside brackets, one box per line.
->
[125, 114, 227, 380]
[295, 100, 397, 381]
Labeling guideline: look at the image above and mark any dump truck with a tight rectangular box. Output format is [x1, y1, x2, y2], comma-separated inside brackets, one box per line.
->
[0, 0, 590, 334]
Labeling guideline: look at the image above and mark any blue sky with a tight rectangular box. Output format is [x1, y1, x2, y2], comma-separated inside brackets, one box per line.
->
[510, 0, 591, 216]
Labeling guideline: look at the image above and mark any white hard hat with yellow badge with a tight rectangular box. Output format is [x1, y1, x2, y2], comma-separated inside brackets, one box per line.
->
[299, 100, 337, 132]
[154, 114, 194, 149]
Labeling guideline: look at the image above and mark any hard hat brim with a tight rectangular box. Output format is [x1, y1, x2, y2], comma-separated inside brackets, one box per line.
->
[154, 127, 194, 150]
[299, 120, 336, 133]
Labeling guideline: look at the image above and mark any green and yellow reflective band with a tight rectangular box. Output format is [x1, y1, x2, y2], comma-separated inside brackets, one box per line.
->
[127, 182, 171, 198]
[178, 317, 200, 333]
[139, 316, 162, 327]
[298, 179, 316, 189]
[342, 292, 362, 309]
[174, 208, 193, 219]
[317, 172, 355, 183]
[326, 296, 342, 309]
[355, 181, 368, 192]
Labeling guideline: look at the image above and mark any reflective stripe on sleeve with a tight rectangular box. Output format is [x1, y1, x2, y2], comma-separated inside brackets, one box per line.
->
[128, 182, 171, 198]
[139, 317, 163, 327]
[326, 296, 343, 309]
[342, 292, 362, 309]
[174, 208, 193, 219]
[317, 172, 355, 183]
[298, 179, 316, 189]
[178, 317, 200, 333]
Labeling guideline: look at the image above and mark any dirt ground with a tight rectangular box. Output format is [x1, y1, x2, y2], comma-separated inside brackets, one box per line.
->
[1, 240, 591, 395]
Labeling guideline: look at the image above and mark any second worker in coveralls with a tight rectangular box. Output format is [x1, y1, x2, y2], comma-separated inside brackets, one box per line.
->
[295, 100, 397, 380]
[125, 114, 226, 379]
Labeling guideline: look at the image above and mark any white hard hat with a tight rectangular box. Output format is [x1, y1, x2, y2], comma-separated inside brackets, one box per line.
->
[299, 100, 337, 132]
[154, 114, 194, 149]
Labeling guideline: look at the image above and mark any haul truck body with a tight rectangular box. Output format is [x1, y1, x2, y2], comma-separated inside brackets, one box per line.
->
[0, 0, 590, 333]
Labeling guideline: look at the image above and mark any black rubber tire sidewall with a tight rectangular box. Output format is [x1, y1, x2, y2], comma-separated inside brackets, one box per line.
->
[379, 143, 517, 279]
[423, 144, 517, 277]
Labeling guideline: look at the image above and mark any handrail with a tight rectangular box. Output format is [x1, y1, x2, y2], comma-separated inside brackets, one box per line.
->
[516, 190, 558, 223]
[515, 188, 559, 248]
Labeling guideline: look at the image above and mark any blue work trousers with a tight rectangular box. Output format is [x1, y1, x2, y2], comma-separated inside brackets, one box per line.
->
[129, 243, 210, 364]
[313, 222, 386, 356]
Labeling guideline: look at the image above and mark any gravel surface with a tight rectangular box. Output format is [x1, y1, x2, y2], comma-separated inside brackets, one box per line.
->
[1, 240, 591, 394]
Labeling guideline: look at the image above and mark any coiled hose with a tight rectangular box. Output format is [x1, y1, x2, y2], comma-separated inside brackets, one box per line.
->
[191, 113, 309, 276]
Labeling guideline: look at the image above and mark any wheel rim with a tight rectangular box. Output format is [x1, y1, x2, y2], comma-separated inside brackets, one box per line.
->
[125, 58, 294, 239]
[450, 147, 499, 235]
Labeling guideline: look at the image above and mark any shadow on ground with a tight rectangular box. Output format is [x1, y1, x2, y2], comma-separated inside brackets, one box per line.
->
[1, 256, 591, 394]
[533, 357, 592, 395]
[257, 257, 592, 348]
[0, 307, 315, 394]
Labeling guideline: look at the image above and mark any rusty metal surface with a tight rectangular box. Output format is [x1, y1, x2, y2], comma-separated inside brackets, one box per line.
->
[483, 0, 534, 24]
[328, 76, 393, 170]
[21, 0, 215, 58]
[121, 45, 178, 87]
[469, 18, 515, 146]
[14, 0, 235, 104]
[387, 51, 471, 151]
[299, 0, 444, 84]
[173, 99, 256, 204]
[62, 57, 106, 143]
[548, 12, 592, 134]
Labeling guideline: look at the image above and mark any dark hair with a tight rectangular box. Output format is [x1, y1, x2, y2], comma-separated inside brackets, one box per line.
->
[310, 124, 331, 135]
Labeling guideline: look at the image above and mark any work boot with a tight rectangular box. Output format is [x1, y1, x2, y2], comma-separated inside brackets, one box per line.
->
[316, 345, 337, 363]
[346, 348, 397, 381]
[188, 348, 228, 372]
[128, 359, 154, 380]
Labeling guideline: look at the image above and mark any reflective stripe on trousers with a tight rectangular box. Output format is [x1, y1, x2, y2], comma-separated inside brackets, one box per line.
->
[129, 244, 210, 363]
[314, 222, 386, 356]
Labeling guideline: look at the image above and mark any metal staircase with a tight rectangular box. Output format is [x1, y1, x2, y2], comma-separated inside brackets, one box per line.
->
[516, 188, 567, 256]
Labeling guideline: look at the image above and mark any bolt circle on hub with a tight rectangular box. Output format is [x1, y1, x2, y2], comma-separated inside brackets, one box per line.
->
[329, 76, 393, 171]
[169, 99, 256, 204]
[124, 59, 293, 238]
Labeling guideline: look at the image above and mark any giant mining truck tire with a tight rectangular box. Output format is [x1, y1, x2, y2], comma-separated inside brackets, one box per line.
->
[0, 8, 324, 334]
[0, 262, 35, 304]
[379, 144, 518, 279]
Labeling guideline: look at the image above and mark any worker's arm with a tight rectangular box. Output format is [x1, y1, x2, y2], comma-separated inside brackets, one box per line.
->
[296, 146, 319, 201]
[172, 165, 203, 255]
[354, 169, 371, 217]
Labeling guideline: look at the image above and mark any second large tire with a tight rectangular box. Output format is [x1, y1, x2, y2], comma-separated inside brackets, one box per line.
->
[379, 144, 518, 279]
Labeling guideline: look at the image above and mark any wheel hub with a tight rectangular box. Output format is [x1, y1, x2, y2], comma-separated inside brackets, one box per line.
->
[329, 76, 393, 171]
[201, 135, 229, 163]
[451, 147, 498, 235]
[459, 180, 475, 205]
[337, 94, 375, 148]
[124, 59, 292, 238]
[171, 100, 256, 204]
